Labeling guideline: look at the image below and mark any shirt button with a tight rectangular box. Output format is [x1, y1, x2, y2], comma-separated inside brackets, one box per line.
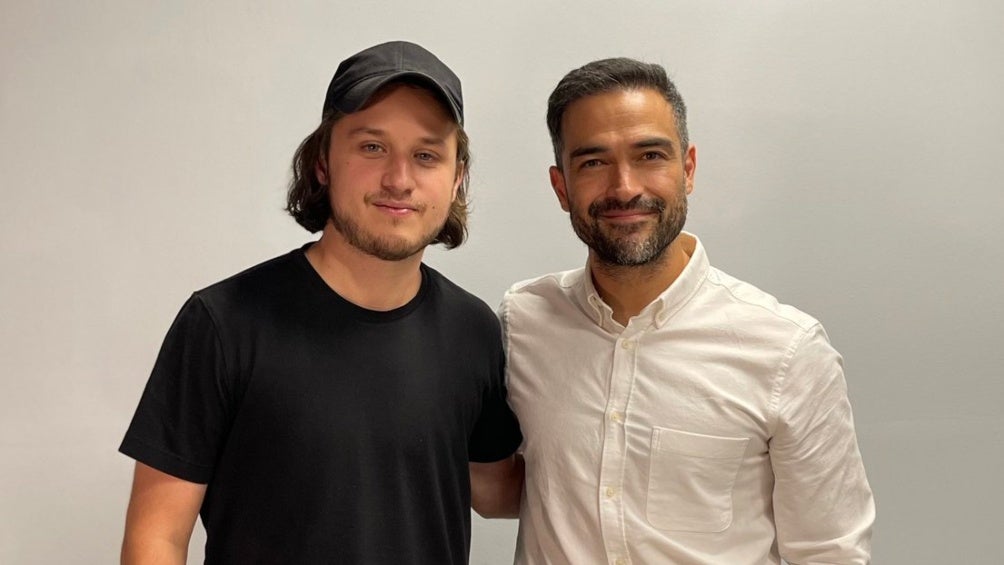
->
[605, 486, 618, 499]
[609, 411, 623, 423]
[614, 558, 627, 565]
[621, 339, 635, 350]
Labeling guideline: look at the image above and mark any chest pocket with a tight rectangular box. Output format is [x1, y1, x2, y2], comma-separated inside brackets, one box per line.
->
[646, 426, 749, 532]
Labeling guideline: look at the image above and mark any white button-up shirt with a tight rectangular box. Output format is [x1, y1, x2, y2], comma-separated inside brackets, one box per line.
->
[501, 233, 874, 565]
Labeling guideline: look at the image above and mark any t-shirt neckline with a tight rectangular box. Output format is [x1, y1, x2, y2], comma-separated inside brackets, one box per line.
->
[292, 243, 431, 323]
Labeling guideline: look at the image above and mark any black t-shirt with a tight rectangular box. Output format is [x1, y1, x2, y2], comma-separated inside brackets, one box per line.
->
[120, 247, 522, 564]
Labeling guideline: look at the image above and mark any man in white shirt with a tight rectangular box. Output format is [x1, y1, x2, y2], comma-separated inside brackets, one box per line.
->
[500, 57, 875, 564]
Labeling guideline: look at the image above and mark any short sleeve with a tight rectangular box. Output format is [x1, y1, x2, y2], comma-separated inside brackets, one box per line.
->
[119, 294, 233, 483]
[468, 341, 523, 463]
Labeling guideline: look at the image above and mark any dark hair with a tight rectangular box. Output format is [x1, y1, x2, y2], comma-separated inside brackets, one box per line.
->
[546, 57, 689, 168]
[285, 93, 471, 249]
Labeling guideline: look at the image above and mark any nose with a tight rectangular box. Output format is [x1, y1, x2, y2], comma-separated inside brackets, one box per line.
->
[608, 162, 642, 200]
[381, 152, 414, 196]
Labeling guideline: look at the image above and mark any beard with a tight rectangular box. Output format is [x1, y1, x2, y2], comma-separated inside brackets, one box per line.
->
[570, 190, 688, 267]
[329, 196, 445, 262]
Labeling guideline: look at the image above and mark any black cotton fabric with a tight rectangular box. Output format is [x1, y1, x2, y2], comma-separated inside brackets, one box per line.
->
[120, 246, 522, 564]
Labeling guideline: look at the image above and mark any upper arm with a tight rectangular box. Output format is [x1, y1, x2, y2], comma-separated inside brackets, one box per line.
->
[122, 462, 206, 564]
[468, 307, 523, 464]
[771, 325, 875, 563]
[470, 454, 524, 519]
[119, 296, 231, 563]
[120, 296, 233, 483]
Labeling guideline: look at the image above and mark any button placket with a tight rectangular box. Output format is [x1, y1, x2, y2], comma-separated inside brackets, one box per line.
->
[597, 332, 640, 565]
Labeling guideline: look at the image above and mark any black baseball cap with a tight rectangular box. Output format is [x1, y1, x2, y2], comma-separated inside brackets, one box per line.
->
[322, 41, 463, 125]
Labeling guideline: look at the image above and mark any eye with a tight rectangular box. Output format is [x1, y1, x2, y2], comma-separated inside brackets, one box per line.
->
[361, 143, 384, 153]
[580, 158, 603, 169]
[641, 151, 666, 161]
[415, 151, 440, 163]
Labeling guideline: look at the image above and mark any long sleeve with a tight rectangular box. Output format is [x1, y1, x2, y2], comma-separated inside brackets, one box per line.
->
[770, 324, 876, 564]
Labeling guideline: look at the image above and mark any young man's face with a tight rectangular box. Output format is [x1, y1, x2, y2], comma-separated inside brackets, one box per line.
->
[318, 83, 462, 261]
[550, 87, 696, 267]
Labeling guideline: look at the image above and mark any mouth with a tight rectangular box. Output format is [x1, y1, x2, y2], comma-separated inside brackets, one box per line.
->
[600, 209, 653, 218]
[589, 196, 665, 224]
[597, 209, 657, 224]
[372, 201, 418, 217]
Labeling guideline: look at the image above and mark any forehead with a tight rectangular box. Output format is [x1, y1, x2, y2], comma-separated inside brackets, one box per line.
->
[560, 88, 679, 149]
[333, 85, 459, 144]
[342, 83, 456, 132]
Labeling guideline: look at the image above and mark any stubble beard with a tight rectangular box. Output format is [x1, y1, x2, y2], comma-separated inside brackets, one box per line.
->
[570, 190, 688, 268]
[329, 198, 445, 262]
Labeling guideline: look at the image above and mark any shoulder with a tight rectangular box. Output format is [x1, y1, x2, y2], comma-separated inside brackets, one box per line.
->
[702, 266, 821, 334]
[499, 268, 584, 326]
[199, 249, 303, 296]
[422, 264, 498, 325]
[698, 267, 842, 395]
[501, 268, 582, 308]
[191, 247, 308, 321]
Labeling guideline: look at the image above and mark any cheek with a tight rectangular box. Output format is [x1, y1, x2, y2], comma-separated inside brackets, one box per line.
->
[565, 182, 601, 208]
[567, 175, 606, 198]
[422, 170, 460, 196]
[329, 159, 362, 186]
[565, 194, 594, 219]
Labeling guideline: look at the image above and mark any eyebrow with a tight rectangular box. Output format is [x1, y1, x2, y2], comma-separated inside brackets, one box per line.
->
[634, 137, 676, 151]
[346, 127, 447, 147]
[568, 144, 608, 161]
[346, 126, 385, 138]
[568, 137, 676, 161]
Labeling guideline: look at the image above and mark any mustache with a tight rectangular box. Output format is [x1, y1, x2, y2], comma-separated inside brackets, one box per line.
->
[588, 195, 666, 218]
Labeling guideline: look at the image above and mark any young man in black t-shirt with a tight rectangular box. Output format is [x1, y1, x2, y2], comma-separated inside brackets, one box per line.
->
[119, 41, 523, 565]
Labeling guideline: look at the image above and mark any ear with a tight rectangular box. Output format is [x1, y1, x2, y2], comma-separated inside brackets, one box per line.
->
[451, 161, 465, 202]
[315, 156, 329, 185]
[683, 143, 697, 195]
[549, 166, 571, 212]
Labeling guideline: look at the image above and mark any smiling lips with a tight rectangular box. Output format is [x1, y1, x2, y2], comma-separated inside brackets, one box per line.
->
[600, 209, 654, 220]
[598, 208, 658, 226]
[589, 196, 666, 223]
[372, 200, 420, 217]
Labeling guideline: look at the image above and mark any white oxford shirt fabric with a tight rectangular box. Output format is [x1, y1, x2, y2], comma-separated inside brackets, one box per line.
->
[501, 233, 874, 565]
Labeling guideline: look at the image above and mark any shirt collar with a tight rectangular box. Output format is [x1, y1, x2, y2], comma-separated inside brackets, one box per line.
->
[572, 231, 710, 331]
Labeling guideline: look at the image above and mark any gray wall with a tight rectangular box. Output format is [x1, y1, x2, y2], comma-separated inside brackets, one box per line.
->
[2, 1, 1001, 563]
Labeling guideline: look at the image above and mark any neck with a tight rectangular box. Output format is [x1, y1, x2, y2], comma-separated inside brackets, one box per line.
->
[306, 226, 424, 311]
[588, 235, 692, 326]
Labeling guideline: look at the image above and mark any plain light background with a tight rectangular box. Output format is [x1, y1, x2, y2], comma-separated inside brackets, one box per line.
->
[2, 1, 1002, 563]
